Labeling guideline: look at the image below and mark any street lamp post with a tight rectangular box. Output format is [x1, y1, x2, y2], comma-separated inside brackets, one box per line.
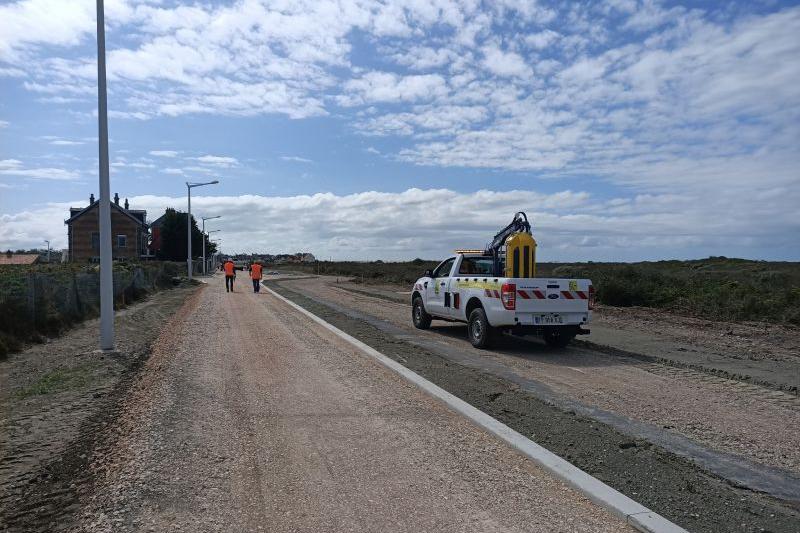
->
[201, 215, 221, 275]
[96, 0, 114, 351]
[43, 240, 50, 263]
[186, 180, 219, 280]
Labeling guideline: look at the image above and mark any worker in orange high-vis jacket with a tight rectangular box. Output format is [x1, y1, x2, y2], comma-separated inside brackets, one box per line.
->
[223, 258, 236, 293]
[250, 261, 263, 293]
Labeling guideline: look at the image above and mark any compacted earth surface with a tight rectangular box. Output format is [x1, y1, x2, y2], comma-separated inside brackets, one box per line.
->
[0, 283, 199, 531]
[263, 274, 800, 533]
[1, 276, 632, 533]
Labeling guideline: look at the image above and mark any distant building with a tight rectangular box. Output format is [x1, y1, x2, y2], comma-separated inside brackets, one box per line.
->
[149, 212, 167, 256]
[299, 253, 316, 263]
[64, 193, 149, 262]
[0, 252, 40, 265]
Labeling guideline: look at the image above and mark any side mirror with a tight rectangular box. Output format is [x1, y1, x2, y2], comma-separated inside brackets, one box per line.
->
[424, 269, 433, 277]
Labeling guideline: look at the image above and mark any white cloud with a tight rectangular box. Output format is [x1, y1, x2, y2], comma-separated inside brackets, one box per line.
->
[281, 156, 313, 163]
[0, 120, 8, 128]
[161, 168, 184, 175]
[149, 150, 179, 157]
[0, 158, 79, 180]
[2, 187, 796, 260]
[182, 166, 215, 174]
[0, 0, 95, 61]
[50, 139, 84, 146]
[194, 155, 238, 167]
[339, 72, 448, 106]
[481, 45, 533, 78]
[524, 29, 561, 50]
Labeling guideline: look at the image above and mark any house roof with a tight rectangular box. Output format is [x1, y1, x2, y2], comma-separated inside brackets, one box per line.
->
[149, 213, 167, 228]
[65, 200, 148, 227]
[0, 253, 40, 265]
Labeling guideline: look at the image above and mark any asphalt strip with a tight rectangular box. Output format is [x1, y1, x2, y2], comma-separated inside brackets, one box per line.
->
[264, 285, 686, 533]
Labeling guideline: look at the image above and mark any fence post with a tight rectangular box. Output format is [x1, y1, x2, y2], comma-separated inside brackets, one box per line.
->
[27, 272, 36, 325]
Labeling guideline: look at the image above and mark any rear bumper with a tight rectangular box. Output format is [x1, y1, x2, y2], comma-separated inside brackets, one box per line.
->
[507, 324, 590, 336]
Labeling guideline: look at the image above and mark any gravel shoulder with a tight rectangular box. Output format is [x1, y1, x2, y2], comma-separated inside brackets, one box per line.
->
[72, 275, 629, 533]
[266, 276, 800, 532]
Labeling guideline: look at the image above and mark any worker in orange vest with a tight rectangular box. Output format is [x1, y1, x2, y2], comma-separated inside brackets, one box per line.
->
[250, 260, 263, 293]
[223, 258, 236, 292]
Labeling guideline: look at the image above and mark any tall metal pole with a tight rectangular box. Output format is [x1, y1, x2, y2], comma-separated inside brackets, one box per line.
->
[185, 181, 218, 279]
[187, 184, 192, 280]
[44, 240, 50, 263]
[96, 0, 114, 350]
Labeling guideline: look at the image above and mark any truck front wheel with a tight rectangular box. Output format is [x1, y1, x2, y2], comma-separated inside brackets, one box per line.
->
[468, 308, 494, 348]
[543, 328, 575, 348]
[412, 297, 432, 330]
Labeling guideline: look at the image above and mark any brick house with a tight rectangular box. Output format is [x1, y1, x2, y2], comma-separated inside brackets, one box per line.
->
[65, 193, 149, 262]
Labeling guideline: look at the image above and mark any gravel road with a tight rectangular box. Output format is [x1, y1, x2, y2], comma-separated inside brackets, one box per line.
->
[266, 275, 800, 532]
[276, 276, 800, 478]
[72, 277, 630, 532]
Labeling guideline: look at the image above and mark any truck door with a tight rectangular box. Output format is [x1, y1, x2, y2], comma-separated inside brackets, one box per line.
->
[426, 257, 455, 317]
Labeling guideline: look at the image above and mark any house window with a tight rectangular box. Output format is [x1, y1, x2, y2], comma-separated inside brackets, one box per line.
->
[117, 235, 127, 248]
[91, 232, 100, 250]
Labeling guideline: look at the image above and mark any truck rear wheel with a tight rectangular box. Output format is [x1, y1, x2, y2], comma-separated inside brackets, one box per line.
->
[544, 328, 575, 348]
[412, 297, 432, 330]
[468, 308, 494, 348]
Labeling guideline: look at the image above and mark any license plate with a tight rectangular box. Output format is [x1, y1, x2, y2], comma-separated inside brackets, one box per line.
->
[534, 314, 563, 325]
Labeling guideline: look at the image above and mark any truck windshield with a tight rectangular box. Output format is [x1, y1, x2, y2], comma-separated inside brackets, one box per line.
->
[458, 257, 494, 275]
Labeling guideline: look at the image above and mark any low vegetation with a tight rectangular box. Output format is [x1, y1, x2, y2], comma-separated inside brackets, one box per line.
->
[279, 257, 800, 325]
[15, 363, 97, 398]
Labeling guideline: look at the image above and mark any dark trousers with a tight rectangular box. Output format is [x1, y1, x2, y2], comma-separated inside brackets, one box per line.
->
[252, 279, 261, 293]
[225, 275, 235, 292]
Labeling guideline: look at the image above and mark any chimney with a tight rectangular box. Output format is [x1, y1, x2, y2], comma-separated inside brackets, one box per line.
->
[90, 193, 95, 204]
[124, 198, 129, 210]
[114, 192, 120, 205]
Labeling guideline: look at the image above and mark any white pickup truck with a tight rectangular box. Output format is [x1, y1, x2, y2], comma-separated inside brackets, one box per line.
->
[411, 253, 594, 348]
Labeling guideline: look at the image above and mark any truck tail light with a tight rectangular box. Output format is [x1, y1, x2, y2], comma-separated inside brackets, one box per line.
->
[588, 284, 596, 310]
[501, 283, 516, 310]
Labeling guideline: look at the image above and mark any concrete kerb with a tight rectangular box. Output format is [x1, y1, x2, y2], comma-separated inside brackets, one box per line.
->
[263, 285, 687, 533]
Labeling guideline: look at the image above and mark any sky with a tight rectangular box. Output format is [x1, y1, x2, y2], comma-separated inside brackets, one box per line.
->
[0, 0, 798, 261]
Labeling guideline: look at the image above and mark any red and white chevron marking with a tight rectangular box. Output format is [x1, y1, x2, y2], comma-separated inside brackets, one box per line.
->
[517, 289, 588, 300]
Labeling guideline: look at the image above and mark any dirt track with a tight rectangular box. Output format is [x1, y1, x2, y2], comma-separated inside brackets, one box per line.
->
[267, 274, 800, 533]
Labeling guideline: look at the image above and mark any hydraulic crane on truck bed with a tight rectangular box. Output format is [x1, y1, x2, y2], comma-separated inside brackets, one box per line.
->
[484, 212, 537, 278]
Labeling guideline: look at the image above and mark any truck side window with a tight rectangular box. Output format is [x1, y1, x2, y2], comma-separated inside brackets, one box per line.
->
[458, 257, 494, 275]
[433, 258, 455, 278]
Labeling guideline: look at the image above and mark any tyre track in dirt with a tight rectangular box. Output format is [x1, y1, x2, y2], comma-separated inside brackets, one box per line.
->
[267, 279, 800, 533]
